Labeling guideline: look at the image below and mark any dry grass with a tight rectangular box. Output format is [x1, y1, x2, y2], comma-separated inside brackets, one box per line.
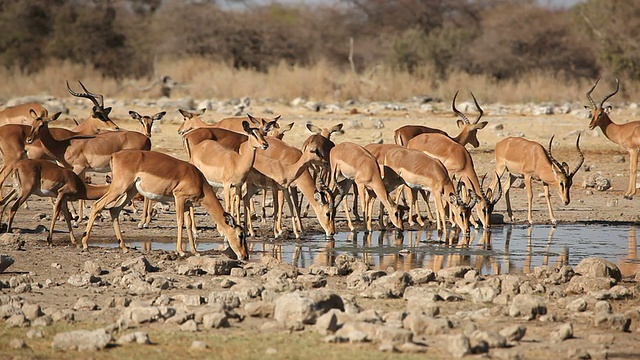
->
[0, 57, 637, 105]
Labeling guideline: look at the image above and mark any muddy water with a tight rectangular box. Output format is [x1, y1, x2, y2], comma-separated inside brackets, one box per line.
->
[98, 224, 640, 276]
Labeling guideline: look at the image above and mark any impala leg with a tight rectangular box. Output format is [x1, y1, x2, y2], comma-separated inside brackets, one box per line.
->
[223, 183, 232, 213]
[261, 190, 267, 223]
[184, 203, 199, 255]
[138, 197, 150, 228]
[284, 188, 301, 239]
[420, 189, 435, 221]
[503, 174, 515, 222]
[366, 190, 375, 232]
[243, 185, 259, 237]
[524, 175, 534, 225]
[273, 189, 283, 238]
[543, 183, 557, 225]
[48, 194, 66, 245]
[82, 186, 136, 250]
[108, 207, 128, 252]
[351, 184, 361, 222]
[434, 194, 446, 233]
[174, 200, 186, 256]
[626, 149, 639, 199]
[60, 200, 77, 244]
[189, 205, 197, 240]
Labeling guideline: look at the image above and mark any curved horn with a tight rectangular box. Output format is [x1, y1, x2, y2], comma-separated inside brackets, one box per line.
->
[569, 133, 585, 178]
[491, 171, 503, 205]
[455, 179, 465, 206]
[547, 135, 567, 177]
[479, 172, 489, 202]
[466, 188, 479, 210]
[470, 92, 484, 124]
[77, 80, 104, 108]
[452, 91, 471, 125]
[599, 78, 619, 109]
[586, 77, 599, 108]
[66, 81, 101, 108]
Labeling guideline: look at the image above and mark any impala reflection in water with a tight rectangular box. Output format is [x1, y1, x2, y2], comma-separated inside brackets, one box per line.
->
[102, 224, 640, 276]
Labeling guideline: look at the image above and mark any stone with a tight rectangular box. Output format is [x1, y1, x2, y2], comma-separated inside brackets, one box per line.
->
[83, 260, 103, 276]
[407, 268, 435, 284]
[508, 294, 547, 320]
[6, 313, 29, 327]
[334, 254, 368, 275]
[116, 331, 151, 345]
[9, 338, 26, 349]
[470, 286, 499, 303]
[207, 291, 241, 309]
[594, 313, 631, 331]
[406, 298, 440, 317]
[186, 256, 241, 275]
[121, 256, 157, 273]
[575, 258, 621, 283]
[402, 313, 453, 336]
[180, 319, 199, 332]
[273, 292, 317, 325]
[175, 294, 203, 307]
[121, 306, 163, 325]
[499, 324, 526, 342]
[567, 298, 588, 312]
[361, 271, 412, 299]
[448, 334, 471, 358]
[374, 326, 413, 344]
[52, 329, 112, 351]
[191, 340, 208, 349]
[230, 268, 246, 277]
[73, 298, 99, 311]
[0, 254, 14, 273]
[14, 283, 31, 294]
[202, 312, 229, 329]
[346, 270, 386, 290]
[470, 330, 507, 348]
[21, 304, 43, 320]
[438, 266, 474, 279]
[244, 301, 275, 318]
[550, 323, 573, 342]
[27, 329, 44, 339]
[566, 276, 614, 294]
[314, 312, 339, 335]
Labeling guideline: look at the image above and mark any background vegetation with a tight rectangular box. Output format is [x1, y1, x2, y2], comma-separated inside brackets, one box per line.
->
[0, 0, 638, 103]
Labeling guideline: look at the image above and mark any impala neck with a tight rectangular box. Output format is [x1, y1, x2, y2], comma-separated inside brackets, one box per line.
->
[237, 140, 259, 178]
[283, 156, 313, 187]
[295, 170, 333, 236]
[451, 129, 470, 145]
[72, 117, 102, 135]
[598, 116, 622, 145]
[37, 123, 72, 168]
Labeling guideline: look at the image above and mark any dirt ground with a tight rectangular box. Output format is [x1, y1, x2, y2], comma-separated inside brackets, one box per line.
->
[1, 98, 640, 358]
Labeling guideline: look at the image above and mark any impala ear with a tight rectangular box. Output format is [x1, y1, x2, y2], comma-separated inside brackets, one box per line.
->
[153, 111, 166, 121]
[307, 123, 321, 134]
[50, 112, 62, 121]
[196, 108, 206, 116]
[331, 123, 344, 134]
[103, 107, 112, 116]
[475, 121, 488, 129]
[246, 114, 260, 125]
[223, 212, 237, 227]
[456, 119, 465, 128]
[179, 109, 191, 119]
[242, 120, 251, 133]
[129, 110, 141, 120]
[29, 109, 39, 119]
[561, 161, 570, 173]
[280, 122, 294, 133]
[605, 105, 612, 113]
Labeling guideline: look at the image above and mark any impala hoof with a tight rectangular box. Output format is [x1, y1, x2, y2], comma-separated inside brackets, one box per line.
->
[624, 195, 634, 200]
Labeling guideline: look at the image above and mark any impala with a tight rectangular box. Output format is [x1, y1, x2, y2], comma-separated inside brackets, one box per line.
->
[407, 132, 500, 229]
[394, 91, 488, 148]
[0, 159, 109, 244]
[177, 108, 283, 137]
[382, 146, 478, 234]
[0, 103, 48, 125]
[329, 142, 404, 232]
[492, 135, 584, 224]
[81, 150, 248, 259]
[585, 78, 640, 199]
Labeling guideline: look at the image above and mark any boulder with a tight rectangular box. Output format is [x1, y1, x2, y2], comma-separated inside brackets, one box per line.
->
[575, 258, 621, 283]
[52, 329, 112, 351]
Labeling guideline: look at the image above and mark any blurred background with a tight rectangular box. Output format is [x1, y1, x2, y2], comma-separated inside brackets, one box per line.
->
[0, 0, 637, 103]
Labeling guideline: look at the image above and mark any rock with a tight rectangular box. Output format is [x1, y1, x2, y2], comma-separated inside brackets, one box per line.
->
[0, 233, 24, 250]
[207, 291, 241, 309]
[27, 329, 44, 339]
[567, 298, 588, 312]
[202, 312, 229, 329]
[6, 313, 29, 327]
[121, 256, 157, 273]
[180, 319, 199, 332]
[608, 285, 632, 300]
[121, 306, 163, 325]
[0, 254, 14, 273]
[613, 155, 625, 163]
[550, 323, 573, 342]
[83, 260, 103, 276]
[406, 298, 440, 316]
[499, 324, 527, 342]
[220, 278, 236, 288]
[575, 258, 621, 283]
[334, 321, 376, 342]
[566, 276, 615, 294]
[346, 270, 386, 290]
[594, 313, 631, 331]
[314, 312, 339, 335]
[438, 266, 473, 279]
[191, 340, 208, 349]
[470, 286, 499, 303]
[402, 313, 453, 336]
[407, 268, 435, 284]
[21, 304, 42, 320]
[594, 300, 612, 314]
[244, 301, 275, 318]
[273, 292, 317, 325]
[186, 256, 241, 275]
[73, 298, 99, 311]
[230, 268, 246, 277]
[116, 331, 150, 345]
[374, 326, 413, 344]
[52, 329, 112, 351]
[67, 273, 100, 287]
[448, 334, 471, 358]
[334, 254, 368, 275]
[9, 338, 26, 349]
[361, 271, 412, 299]
[14, 283, 31, 294]
[174, 294, 203, 307]
[470, 330, 507, 348]
[509, 294, 547, 320]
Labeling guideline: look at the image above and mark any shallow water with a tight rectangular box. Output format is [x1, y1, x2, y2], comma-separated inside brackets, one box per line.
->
[97, 223, 640, 276]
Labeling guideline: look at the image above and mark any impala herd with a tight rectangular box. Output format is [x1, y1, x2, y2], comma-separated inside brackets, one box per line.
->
[0, 79, 634, 261]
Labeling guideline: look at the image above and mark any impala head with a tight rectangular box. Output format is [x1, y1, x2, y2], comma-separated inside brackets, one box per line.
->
[585, 78, 619, 130]
[222, 212, 249, 260]
[270, 122, 294, 139]
[66, 80, 119, 131]
[247, 114, 281, 136]
[313, 175, 336, 236]
[177, 108, 207, 135]
[452, 91, 488, 148]
[241, 120, 269, 150]
[26, 109, 62, 144]
[448, 180, 479, 234]
[129, 110, 166, 137]
[547, 134, 585, 205]
[302, 134, 335, 166]
[388, 203, 406, 231]
[477, 172, 503, 229]
[306, 123, 344, 139]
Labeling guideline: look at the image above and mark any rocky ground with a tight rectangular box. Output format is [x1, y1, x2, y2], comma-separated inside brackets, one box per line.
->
[1, 95, 640, 358]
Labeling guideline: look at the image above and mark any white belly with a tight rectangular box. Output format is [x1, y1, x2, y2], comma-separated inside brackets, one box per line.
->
[207, 180, 224, 188]
[135, 180, 173, 202]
